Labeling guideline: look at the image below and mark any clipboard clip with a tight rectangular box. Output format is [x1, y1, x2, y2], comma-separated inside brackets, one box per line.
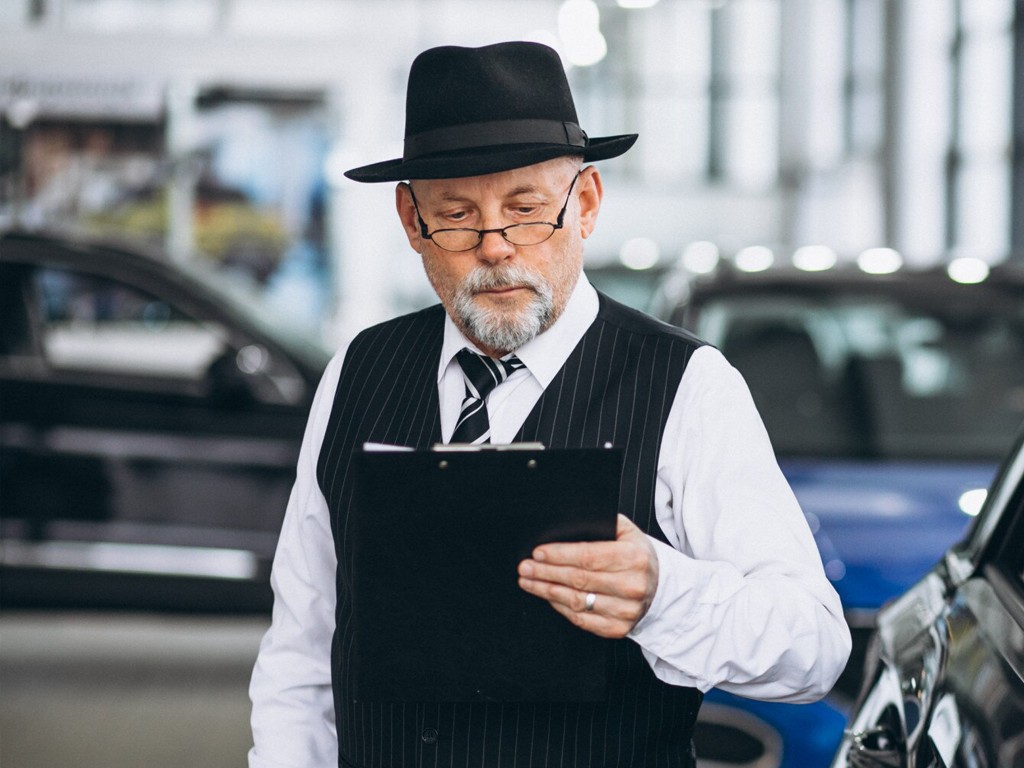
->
[432, 442, 547, 452]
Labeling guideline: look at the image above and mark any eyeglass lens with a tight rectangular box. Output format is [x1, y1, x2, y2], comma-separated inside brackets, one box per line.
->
[429, 223, 557, 252]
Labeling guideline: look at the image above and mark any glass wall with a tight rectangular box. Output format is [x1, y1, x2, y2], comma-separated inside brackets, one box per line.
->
[951, 0, 1014, 259]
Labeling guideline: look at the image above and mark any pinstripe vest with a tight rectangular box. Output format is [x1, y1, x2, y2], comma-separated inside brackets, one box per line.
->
[318, 291, 705, 768]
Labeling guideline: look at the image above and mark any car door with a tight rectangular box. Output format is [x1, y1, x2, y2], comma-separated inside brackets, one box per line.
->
[931, 453, 1024, 768]
[832, 439, 1024, 767]
[0, 247, 314, 609]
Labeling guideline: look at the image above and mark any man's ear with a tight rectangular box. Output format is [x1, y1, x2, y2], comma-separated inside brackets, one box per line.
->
[577, 166, 603, 239]
[395, 182, 423, 251]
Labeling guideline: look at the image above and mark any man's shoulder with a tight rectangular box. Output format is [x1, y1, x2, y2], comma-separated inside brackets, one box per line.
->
[594, 290, 706, 348]
[347, 304, 446, 352]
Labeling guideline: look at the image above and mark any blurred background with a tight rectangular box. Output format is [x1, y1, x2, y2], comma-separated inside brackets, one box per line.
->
[1, 1, 1023, 767]
[2, 0, 1019, 340]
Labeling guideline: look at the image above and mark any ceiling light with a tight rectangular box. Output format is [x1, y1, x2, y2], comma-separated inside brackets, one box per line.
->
[558, 0, 607, 67]
[734, 246, 774, 272]
[680, 241, 719, 274]
[620, 237, 660, 270]
[947, 257, 990, 284]
[793, 245, 837, 272]
[857, 247, 902, 275]
[958, 488, 987, 517]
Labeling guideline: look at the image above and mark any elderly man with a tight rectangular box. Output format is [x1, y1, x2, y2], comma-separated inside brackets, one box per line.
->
[249, 41, 850, 768]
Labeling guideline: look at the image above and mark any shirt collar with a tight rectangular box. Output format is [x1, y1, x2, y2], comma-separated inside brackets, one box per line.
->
[438, 273, 599, 387]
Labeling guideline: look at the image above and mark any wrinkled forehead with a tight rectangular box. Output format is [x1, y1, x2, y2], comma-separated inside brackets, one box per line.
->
[410, 157, 576, 202]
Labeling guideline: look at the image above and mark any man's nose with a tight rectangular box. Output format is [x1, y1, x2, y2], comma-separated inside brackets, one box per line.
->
[475, 227, 516, 263]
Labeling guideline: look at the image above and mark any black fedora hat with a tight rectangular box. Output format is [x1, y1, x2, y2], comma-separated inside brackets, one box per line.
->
[344, 41, 637, 183]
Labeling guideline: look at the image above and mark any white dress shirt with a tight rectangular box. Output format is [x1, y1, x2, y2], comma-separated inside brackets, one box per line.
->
[248, 275, 852, 768]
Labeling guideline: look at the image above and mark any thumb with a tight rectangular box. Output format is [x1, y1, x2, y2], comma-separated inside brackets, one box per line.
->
[615, 513, 641, 540]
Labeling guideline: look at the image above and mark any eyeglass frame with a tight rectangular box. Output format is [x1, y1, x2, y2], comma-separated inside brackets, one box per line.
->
[407, 172, 581, 253]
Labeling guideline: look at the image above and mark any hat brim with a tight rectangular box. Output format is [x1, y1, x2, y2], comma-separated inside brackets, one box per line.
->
[343, 134, 637, 183]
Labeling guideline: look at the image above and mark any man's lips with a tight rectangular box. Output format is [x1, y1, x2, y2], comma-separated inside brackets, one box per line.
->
[476, 285, 529, 295]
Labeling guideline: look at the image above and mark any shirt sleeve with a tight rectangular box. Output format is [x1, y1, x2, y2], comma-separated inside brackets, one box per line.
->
[248, 351, 345, 768]
[627, 345, 852, 703]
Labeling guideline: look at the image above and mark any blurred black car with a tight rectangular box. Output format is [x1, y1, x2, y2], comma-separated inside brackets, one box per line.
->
[832, 427, 1024, 768]
[654, 260, 1024, 767]
[0, 231, 331, 611]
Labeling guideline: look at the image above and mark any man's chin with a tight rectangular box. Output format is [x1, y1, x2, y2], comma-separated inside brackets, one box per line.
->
[460, 307, 544, 353]
[466, 290, 536, 324]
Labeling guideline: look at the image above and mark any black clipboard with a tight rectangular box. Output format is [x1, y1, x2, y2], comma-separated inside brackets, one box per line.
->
[350, 444, 622, 703]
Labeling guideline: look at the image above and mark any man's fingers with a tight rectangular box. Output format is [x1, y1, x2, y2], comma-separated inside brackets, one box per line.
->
[517, 578, 642, 639]
[546, 600, 633, 638]
[518, 577, 640, 620]
[518, 559, 650, 602]
[530, 539, 649, 573]
[518, 515, 660, 638]
[615, 512, 642, 539]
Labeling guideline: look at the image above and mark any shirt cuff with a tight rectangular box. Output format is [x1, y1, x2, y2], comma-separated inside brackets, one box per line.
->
[627, 535, 745, 686]
[248, 748, 307, 768]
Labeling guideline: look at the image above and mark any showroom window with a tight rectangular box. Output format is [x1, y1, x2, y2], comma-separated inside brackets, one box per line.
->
[843, 0, 887, 157]
[710, 0, 781, 189]
[569, 0, 781, 190]
[949, 0, 1014, 259]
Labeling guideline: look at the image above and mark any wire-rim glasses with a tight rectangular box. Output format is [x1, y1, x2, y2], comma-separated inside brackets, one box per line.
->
[408, 173, 580, 253]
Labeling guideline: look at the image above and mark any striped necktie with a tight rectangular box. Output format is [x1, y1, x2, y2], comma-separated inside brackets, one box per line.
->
[450, 348, 526, 444]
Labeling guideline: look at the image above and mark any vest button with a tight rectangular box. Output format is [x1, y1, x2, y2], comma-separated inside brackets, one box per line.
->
[421, 728, 438, 745]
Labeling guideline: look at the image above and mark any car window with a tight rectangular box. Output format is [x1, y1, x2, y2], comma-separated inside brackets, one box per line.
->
[33, 266, 229, 380]
[692, 289, 1024, 461]
[0, 265, 35, 356]
[986, 483, 1024, 624]
[996, 463, 1024, 582]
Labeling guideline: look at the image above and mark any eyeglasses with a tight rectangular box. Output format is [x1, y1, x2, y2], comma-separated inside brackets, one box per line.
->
[408, 173, 580, 253]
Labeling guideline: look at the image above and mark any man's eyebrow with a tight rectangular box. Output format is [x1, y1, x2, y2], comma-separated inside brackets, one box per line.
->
[505, 184, 544, 197]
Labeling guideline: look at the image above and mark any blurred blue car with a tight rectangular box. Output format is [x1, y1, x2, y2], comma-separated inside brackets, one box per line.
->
[656, 261, 1024, 767]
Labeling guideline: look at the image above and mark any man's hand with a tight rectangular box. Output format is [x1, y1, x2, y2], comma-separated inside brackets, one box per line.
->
[517, 514, 659, 639]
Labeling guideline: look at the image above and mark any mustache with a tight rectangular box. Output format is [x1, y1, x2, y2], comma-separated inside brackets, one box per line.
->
[462, 264, 543, 294]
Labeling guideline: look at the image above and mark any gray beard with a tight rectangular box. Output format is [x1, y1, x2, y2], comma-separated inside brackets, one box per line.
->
[452, 264, 555, 353]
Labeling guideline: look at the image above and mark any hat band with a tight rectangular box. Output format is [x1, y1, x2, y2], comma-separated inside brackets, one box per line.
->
[404, 119, 587, 160]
